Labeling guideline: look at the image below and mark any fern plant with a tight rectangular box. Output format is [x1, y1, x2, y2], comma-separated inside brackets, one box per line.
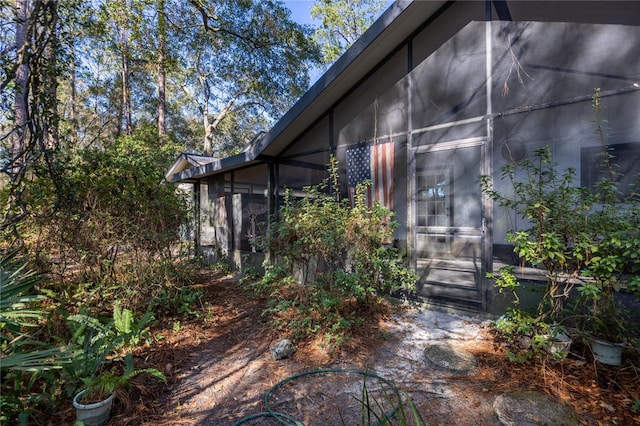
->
[65, 302, 158, 399]
[77, 354, 166, 404]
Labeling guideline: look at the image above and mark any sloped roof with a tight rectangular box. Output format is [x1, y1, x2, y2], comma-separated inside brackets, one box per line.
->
[167, 0, 438, 182]
[165, 131, 268, 182]
[165, 153, 220, 182]
[166, 0, 640, 183]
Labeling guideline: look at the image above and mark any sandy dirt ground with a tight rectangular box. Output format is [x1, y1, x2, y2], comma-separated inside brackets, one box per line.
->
[52, 271, 639, 426]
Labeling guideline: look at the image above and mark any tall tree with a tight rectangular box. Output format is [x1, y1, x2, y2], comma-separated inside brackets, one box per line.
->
[311, 0, 386, 66]
[3, 0, 321, 163]
[12, 0, 29, 174]
[1, 0, 65, 237]
[182, 0, 320, 155]
[156, 0, 166, 137]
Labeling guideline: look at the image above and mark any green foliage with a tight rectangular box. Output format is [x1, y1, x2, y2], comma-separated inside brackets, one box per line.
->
[25, 133, 194, 312]
[311, 0, 387, 66]
[491, 307, 569, 363]
[256, 157, 417, 347]
[63, 302, 156, 398]
[482, 90, 640, 344]
[481, 145, 597, 320]
[77, 353, 166, 404]
[264, 157, 416, 298]
[487, 266, 521, 306]
[0, 251, 73, 424]
[150, 286, 204, 318]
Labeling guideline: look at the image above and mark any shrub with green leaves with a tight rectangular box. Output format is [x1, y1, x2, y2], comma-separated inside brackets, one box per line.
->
[481, 145, 599, 320]
[257, 157, 417, 346]
[0, 251, 72, 425]
[63, 301, 156, 398]
[481, 90, 640, 342]
[21, 128, 194, 312]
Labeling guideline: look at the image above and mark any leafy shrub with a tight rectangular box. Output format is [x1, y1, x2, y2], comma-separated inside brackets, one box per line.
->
[256, 157, 417, 346]
[20, 131, 194, 313]
[63, 302, 156, 398]
[482, 90, 640, 346]
[0, 251, 72, 424]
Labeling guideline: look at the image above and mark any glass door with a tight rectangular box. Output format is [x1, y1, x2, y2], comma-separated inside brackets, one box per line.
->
[414, 140, 485, 308]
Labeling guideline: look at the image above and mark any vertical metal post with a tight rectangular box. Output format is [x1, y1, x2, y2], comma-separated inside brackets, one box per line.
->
[194, 181, 201, 255]
[407, 38, 416, 272]
[483, 0, 495, 311]
[230, 171, 235, 252]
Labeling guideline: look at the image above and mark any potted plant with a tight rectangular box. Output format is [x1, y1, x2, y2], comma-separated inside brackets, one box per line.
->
[66, 304, 165, 425]
[573, 191, 640, 365]
[576, 265, 633, 365]
[577, 285, 627, 365]
[72, 354, 166, 426]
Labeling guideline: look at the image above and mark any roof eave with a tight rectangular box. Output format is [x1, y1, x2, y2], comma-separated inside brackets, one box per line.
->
[172, 0, 448, 182]
[168, 152, 247, 183]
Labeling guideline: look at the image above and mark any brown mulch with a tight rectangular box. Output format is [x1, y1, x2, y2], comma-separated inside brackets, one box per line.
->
[52, 270, 640, 425]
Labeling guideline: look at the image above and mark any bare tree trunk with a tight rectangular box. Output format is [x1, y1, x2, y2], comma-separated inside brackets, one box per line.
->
[196, 69, 241, 155]
[44, 0, 58, 150]
[121, 28, 132, 135]
[203, 96, 237, 155]
[202, 105, 212, 155]
[69, 39, 78, 144]
[157, 0, 166, 138]
[13, 0, 30, 175]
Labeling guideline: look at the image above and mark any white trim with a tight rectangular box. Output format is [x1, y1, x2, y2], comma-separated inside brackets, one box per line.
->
[415, 136, 486, 153]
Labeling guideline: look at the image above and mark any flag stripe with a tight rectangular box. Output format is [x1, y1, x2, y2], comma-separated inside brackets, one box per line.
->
[346, 141, 394, 211]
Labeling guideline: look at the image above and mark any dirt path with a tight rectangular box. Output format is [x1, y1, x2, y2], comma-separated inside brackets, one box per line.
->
[97, 271, 640, 426]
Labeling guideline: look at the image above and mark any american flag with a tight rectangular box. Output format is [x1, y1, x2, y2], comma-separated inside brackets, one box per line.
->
[346, 141, 394, 210]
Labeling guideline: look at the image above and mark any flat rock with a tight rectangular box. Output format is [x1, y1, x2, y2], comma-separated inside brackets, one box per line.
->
[423, 343, 477, 372]
[493, 392, 579, 426]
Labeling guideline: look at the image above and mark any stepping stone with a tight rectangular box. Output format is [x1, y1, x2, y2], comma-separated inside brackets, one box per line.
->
[423, 343, 477, 373]
[493, 392, 579, 426]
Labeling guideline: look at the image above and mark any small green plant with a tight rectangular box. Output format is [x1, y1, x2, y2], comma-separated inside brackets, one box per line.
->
[487, 266, 521, 306]
[149, 286, 204, 318]
[77, 353, 166, 404]
[0, 251, 74, 425]
[239, 265, 260, 286]
[257, 156, 418, 347]
[64, 302, 157, 398]
[212, 260, 232, 274]
[490, 305, 571, 363]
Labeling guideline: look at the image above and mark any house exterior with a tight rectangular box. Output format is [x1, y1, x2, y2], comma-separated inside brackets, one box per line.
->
[166, 0, 640, 314]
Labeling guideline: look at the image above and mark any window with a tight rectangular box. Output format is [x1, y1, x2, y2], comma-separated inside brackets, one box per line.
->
[417, 170, 451, 227]
[581, 142, 640, 198]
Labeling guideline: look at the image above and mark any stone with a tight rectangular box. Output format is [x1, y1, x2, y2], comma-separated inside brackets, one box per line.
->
[493, 392, 579, 426]
[518, 336, 532, 349]
[423, 343, 477, 373]
[271, 339, 295, 360]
